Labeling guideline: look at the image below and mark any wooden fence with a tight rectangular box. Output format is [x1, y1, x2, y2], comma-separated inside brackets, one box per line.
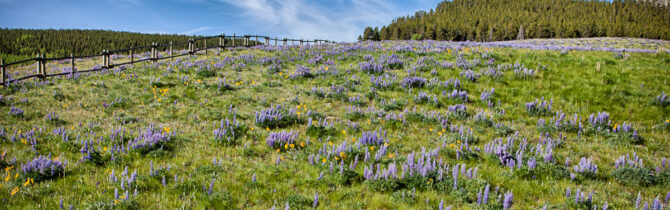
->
[0, 34, 335, 86]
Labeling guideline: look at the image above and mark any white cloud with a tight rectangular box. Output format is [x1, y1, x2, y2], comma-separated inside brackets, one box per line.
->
[215, 0, 402, 42]
[180, 26, 212, 35]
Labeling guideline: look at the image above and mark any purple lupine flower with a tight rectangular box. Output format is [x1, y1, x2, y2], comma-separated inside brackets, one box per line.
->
[21, 154, 66, 181]
[359, 128, 387, 146]
[401, 75, 427, 88]
[9, 105, 24, 117]
[208, 178, 215, 195]
[603, 201, 608, 210]
[266, 130, 299, 150]
[313, 193, 319, 208]
[483, 184, 490, 204]
[652, 196, 663, 210]
[503, 191, 513, 209]
[636, 192, 642, 209]
[60, 198, 63, 209]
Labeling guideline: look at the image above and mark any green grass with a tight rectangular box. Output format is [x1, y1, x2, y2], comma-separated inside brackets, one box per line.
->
[0, 41, 669, 209]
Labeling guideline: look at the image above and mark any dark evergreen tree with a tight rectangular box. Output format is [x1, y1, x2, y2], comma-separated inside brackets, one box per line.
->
[360, 0, 670, 41]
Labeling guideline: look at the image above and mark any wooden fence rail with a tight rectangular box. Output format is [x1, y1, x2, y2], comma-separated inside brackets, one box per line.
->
[0, 34, 335, 86]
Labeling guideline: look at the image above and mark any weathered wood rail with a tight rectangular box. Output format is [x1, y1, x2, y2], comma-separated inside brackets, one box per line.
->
[0, 34, 335, 86]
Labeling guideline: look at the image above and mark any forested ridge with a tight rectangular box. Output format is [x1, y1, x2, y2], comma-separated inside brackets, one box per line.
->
[0, 29, 202, 58]
[360, 0, 670, 41]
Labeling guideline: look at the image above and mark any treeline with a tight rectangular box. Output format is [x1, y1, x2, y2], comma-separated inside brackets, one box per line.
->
[0, 29, 262, 59]
[360, 0, 670, 41]
[0, 29, 205, 58]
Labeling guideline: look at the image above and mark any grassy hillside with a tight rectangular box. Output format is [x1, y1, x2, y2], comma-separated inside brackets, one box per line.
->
[0, 39, 669, 209]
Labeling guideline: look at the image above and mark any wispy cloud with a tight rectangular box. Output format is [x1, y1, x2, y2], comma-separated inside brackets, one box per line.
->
[215, 0, 402, 42]
[180, 26, 212, 35]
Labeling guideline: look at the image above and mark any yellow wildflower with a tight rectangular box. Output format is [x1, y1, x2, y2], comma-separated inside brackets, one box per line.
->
[370, 146, 375, 151]
[322, 158, 327, 163]
[11, 187, 18, 196]
[290, 144, 295, 148]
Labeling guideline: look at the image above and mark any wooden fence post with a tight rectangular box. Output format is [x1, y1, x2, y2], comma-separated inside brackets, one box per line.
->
[300, 39, 303, 46]
[275, 37, 277, 46]
[232, 33, 236, 47]
[188, 39, 193, 58]
[204, 38, 208, 54]
[255, 36, 259, 46]
[1, 59, 5, 86]
[219, 34, 224, 51]
[130, 47, 134, 64]
[70, 54, 75, 75]
[37, 54, 45, 81]
[100, 50, 105, 68]
[169, 42, 173, 61]
[151, 43, 156, 64]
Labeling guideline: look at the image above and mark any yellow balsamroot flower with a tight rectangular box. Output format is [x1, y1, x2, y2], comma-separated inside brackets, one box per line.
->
[429, 128, 433, 132]
[322, 158, 327, 163]
[290, 144, 295, 148]
[388, 153, 394, 158]
[457, 140, 461, 144]
[328, 141, 332, 146]
[163, 127, 171, 133]
[438, 132, 442, 136]
[324, 66, 329, 71]
[351, 137, 356, 142]
[5, 166, 13, 172]
[335, 156, 339, 160]
[266, 127, 270, 131]
[276, 149, 280, 152]
[284, 144, 289, 149]
[103, 147, 108, 152]
[370, 146, 375, 151]
[342, 130, 346, 135]
[11, 187, 19, 196]
[23, 178, 30, 187]
[279, 72, 283, 76]
[339, 152, 346, 158]
[300, 142, 305, 147]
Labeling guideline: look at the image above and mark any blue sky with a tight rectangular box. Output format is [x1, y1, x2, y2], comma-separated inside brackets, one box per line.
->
[0, 0, 441, 42]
